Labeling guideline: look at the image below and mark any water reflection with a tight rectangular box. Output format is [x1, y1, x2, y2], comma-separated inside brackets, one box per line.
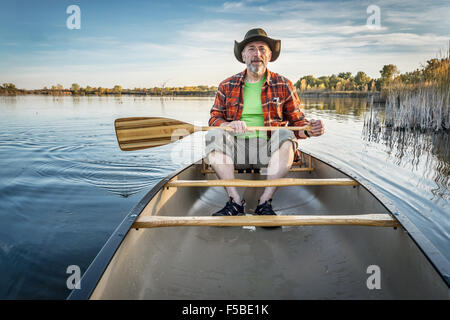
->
[363, 104, 449, 200]
[302, 97, 368, 118]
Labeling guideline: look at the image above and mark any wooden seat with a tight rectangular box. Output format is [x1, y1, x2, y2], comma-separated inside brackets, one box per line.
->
[133, 214, 399, 228]
[166, 178, 359, 187]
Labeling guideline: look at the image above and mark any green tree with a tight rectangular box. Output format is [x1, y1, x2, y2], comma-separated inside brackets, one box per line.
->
[113, 85, 122, 94]
[379, 64, 399, 86]
[71, 83, 80, 92]
[299, 79, 307, 91]
[423, 58, 446, 81]
[329, 75, 344, 90]
[318, 76, 330, 89]
[354, 71, 371, 90]
[338, 72, 352, 80]
[2, 83, 16, 91]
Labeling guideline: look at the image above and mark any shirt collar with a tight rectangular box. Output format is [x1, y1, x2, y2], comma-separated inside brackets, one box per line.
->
[239, 68, 272, 86]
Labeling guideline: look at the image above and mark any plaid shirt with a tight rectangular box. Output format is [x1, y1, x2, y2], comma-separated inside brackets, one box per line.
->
[209, 69, 309, 140]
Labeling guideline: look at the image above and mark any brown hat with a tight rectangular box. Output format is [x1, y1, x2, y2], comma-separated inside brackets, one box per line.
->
[234, 28, 281, 63]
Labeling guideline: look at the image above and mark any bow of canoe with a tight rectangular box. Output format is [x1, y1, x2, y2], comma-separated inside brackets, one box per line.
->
[68, 152, 449, 300]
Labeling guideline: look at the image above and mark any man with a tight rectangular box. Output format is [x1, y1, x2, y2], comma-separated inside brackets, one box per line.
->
[205, 28, 324, 217]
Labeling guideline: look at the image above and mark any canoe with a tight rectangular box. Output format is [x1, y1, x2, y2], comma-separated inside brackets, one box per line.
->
[68, 152, 449, 299]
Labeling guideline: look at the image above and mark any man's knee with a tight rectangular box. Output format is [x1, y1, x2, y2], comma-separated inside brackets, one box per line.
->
[280, 139, 295, 152]
[270, 129, 297, 155]
[205, 128, 227, 145]
[205, 128, 234, 161]
[273, 128, 295, 141]
[207, 150, 234, 165]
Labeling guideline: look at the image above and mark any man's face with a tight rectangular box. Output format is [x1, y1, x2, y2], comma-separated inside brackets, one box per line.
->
[241, 41, 272, 74]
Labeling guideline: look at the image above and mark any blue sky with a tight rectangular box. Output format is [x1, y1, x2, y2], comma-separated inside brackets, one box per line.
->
[1, 0, 449, 89]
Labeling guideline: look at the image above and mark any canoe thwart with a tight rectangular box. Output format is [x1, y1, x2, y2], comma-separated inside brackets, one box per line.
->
[132, 214, 400, 228]
[166, 178, 358, 187]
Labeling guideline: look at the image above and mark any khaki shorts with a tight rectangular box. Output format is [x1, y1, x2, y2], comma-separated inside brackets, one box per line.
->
[205, 128, 298, 169]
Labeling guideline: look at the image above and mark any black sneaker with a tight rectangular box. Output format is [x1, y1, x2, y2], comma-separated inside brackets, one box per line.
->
[255, 199, 279, 229]
[212, 197, 245, 216]
[255, 199, 277, 216]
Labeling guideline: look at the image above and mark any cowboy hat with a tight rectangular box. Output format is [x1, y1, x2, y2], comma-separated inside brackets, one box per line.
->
[234, 28, 281, 63]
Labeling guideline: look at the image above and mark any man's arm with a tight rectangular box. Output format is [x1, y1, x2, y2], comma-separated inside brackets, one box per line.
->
[283, 80, 309, 139]
[283, 80, 324, 138]
[209, 83, 227, 127]
[209, 83, 248, 133]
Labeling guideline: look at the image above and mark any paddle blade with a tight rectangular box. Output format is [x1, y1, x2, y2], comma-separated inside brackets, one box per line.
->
[114, 117, 195, 151]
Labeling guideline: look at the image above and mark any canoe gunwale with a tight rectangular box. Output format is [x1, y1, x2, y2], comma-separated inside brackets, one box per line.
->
[67, 151, 449, 300]
[67, 161, 195, 300]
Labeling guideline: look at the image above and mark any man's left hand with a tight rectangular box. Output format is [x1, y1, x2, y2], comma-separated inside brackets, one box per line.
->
[310, 119, 324, 137]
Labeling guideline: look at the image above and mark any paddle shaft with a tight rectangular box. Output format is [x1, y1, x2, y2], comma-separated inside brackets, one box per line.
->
[200, 125, 312, 132]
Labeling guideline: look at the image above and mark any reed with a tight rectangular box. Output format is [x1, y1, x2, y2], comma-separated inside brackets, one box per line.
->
[383, 47, 450, 131]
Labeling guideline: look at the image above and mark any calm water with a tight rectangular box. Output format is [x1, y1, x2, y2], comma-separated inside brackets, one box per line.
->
[0, 95, 448, 299]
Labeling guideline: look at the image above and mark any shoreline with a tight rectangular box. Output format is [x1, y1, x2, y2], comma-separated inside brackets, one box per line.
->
[0, 90, 384, 101]
[298, 90, 385, 102]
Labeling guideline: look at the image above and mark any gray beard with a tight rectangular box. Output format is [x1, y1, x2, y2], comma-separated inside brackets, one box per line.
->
[246, 61, 266, 75]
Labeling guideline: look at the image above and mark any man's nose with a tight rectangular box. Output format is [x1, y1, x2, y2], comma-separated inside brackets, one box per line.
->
[252, 50, 263, 58]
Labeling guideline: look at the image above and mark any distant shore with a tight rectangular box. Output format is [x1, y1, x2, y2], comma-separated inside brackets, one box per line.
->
[0, 90, 217, 97]
[298, 90, 385, 102]
[0, 89, 384, 102]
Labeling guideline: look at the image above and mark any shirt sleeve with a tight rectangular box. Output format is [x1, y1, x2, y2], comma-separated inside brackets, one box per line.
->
[283, 80, 309, 139]
[208, 82, 227, 127]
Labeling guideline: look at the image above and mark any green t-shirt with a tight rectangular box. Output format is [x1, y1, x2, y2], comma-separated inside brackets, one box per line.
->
[235, 75, 267, 139]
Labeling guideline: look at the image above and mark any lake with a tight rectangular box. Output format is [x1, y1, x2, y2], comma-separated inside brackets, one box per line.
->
[0, 95, 448, 299]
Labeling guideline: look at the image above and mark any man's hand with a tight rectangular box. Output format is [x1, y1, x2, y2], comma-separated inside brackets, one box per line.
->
[220, 120, 247, 134]
[309, 119, 324, 137]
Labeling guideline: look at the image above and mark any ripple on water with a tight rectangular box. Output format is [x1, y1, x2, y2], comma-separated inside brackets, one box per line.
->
[30, 137, 172, 197]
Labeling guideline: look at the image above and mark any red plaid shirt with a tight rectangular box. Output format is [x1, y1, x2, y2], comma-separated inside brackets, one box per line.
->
[209, 69, 309, 140]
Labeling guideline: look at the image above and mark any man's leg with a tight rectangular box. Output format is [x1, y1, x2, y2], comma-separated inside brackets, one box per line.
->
[205, 128, 243, 205]
[207, 150, 242, 204]
[258, 129, 296, 204]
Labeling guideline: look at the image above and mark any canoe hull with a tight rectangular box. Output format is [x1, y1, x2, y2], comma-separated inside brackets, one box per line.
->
[83, 156, 448, 299]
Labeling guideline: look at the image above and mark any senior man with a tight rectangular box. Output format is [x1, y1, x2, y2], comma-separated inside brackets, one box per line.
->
[205, 28, 324, 216]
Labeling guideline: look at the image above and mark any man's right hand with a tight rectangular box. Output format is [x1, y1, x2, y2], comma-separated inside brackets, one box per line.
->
[220, 120, 247, 134]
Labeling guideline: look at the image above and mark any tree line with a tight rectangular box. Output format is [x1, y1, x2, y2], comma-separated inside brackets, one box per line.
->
[0, 84, 218, 96]
[295, 57, 449, 93]
[1, 56, 448, 97]
[295, 64, 400, 92]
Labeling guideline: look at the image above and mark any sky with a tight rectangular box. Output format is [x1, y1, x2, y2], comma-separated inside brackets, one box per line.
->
[1, 0, 449, 89]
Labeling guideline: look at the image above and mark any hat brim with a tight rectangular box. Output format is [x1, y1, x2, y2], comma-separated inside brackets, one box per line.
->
[234, 36, 281, 63]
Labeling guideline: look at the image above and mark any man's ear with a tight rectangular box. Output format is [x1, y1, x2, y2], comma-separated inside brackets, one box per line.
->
[241, 51, 245, 62]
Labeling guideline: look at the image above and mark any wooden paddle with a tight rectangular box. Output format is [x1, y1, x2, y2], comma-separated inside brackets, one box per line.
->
[115, 117, 312, 151]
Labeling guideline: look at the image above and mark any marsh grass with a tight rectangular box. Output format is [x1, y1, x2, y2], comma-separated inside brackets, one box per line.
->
[383, 49, 450, 131]
[363, 104, 449, 200]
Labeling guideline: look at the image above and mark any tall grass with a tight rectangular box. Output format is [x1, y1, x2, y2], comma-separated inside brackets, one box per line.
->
[383, 47, 450, 131]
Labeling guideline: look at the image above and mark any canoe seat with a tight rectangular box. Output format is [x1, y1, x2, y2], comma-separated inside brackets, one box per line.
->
[166, 178, 359, 188]
[133, 214, 400, 228]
